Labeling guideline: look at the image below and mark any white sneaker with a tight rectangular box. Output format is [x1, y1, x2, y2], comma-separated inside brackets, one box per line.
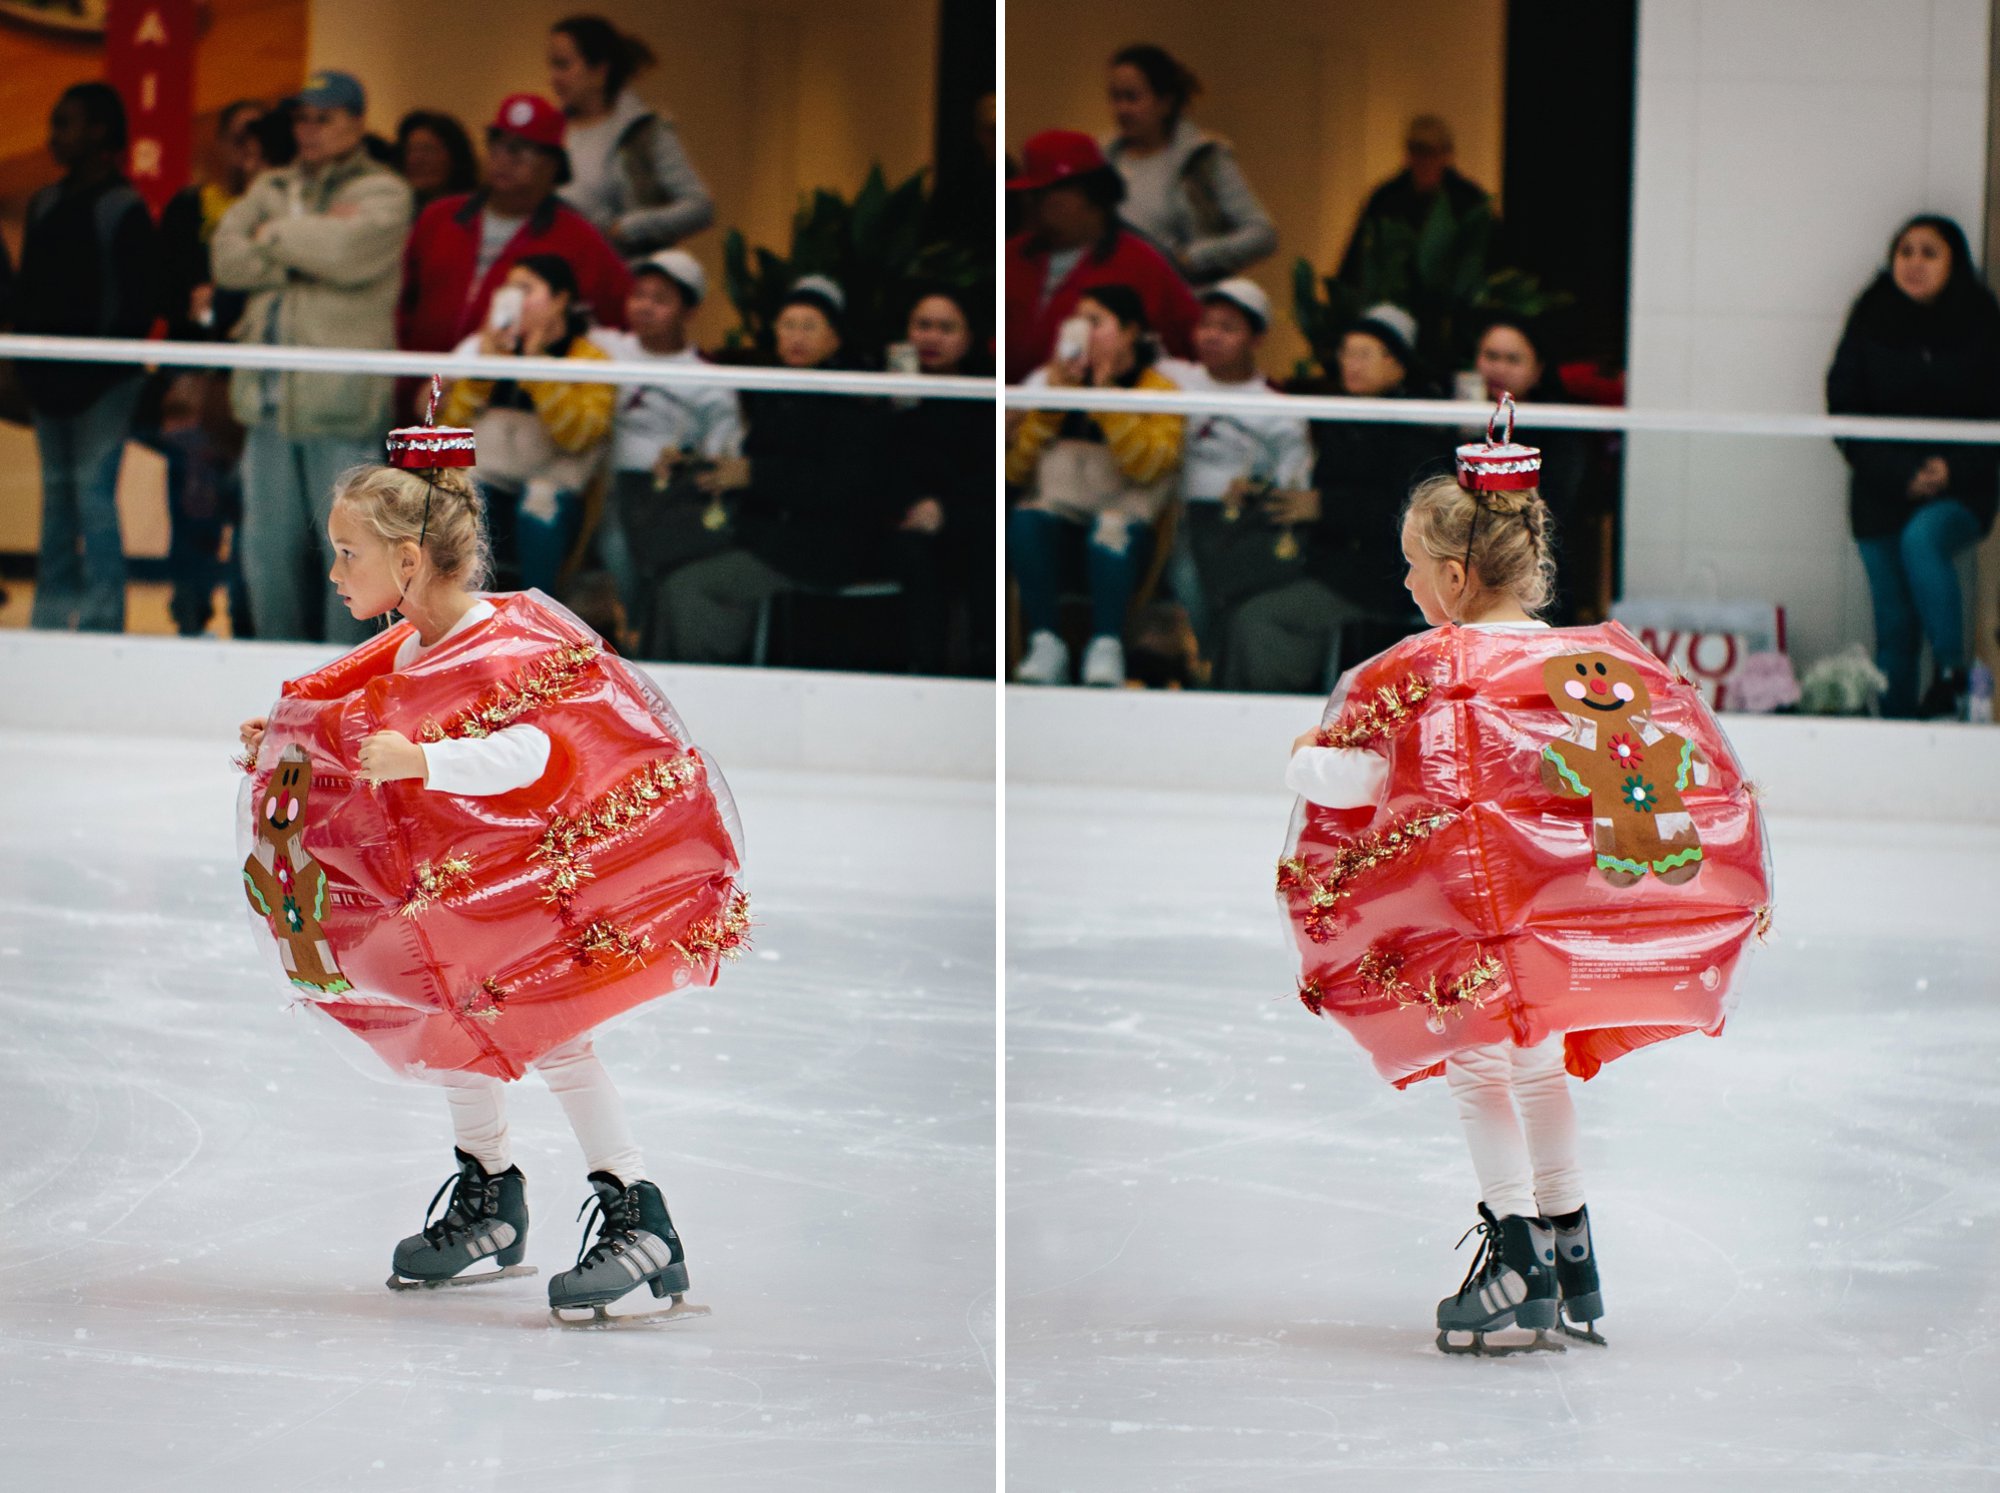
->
[1015, 629, 1070, 685]
[1080, 635, 1125, 688]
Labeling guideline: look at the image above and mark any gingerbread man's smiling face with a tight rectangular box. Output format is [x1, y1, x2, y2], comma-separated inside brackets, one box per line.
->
[1544, 652, 1652, 721]
[261, 747, 314, 846]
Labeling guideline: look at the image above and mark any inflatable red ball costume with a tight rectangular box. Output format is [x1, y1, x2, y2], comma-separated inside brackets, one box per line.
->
[239, 400, 745, 1084]
[1278, 401, 1772, 1090]
[1278, 621, 1771, 1088]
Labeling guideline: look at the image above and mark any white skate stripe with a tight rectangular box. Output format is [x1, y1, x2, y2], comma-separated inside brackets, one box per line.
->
[634, 1233, 672, 1273]
[463, 1222, 515, 1261]
[615, 1250, 646, 1283]
[1479, 1272, 1527, 1315]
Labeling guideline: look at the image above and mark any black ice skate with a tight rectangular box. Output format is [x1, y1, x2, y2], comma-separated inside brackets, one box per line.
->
[1551, 1204, 1606, 1345]
[1435, 1203, 1563, 1356]
[386, 1148, 536, 1291]
[547, 1172, 709, 1328]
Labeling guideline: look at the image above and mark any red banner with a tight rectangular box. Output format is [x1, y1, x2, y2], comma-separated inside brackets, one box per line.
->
[103, 0, 196, 216]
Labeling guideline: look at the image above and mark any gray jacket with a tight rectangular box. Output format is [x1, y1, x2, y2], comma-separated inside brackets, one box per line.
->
[560, 90, 715, 255]
[1105, 118, 1276, 285]
[211, 150, 412, 437]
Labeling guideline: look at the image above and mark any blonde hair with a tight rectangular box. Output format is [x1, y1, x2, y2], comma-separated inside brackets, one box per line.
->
[331, 464, 490, 589]
[1402, 473, 1556, 616]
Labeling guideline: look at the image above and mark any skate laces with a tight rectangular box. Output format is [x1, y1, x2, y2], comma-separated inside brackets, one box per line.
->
[1451, 1216, 1504, 1303]
[571, 1184, 642, 1268]
[420, 1164, 492, 1247]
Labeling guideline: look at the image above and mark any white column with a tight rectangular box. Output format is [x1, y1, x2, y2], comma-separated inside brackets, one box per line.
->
[1624, 0, 1991, 668]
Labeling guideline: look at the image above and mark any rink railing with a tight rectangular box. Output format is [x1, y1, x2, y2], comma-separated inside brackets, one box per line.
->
[0, 334, 995, 403]
[7, 334, 2000, 440]
[1005, 381, 2000, 445]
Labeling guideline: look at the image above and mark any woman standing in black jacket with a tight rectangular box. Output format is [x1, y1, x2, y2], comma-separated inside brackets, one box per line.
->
[1827, 214, 2000, 718]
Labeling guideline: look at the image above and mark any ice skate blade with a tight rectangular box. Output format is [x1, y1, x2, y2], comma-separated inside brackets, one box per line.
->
[549, 1293, 712, 1330]
[1436, 1327, 1567, 1357]
[1558, 1318, 1608, 1346]
[386, 1264, 538, 1292]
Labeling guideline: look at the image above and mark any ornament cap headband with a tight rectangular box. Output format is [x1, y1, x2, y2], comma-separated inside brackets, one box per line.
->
[386, 376, 477, 471]
[1453, 392, 1541, 493]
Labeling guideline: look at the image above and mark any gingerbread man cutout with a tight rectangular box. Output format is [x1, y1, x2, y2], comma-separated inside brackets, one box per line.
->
[1538, 652, 1710, 887]
[243, 745, 353, 994]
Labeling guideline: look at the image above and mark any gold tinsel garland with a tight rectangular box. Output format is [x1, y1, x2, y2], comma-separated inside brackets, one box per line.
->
[530, 755, 706, 914]
[1297, 976, 1328, 1017]
[400, 852, 476, 918]
[567, 920, 654, 970]
[1754, 903, 1774, 942]
[1356, 947, 1505, 1034]
[457, 978, 508, 1025]
[1276, 807, 1456, 943]
[672, 890, 753, 966]
[233, 747, 258, 776]
[418, 643, 601, 743]
[1314, 675, 1433, 750]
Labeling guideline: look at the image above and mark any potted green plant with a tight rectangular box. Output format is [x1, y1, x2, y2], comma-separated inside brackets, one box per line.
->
[721, 164, 986, 364]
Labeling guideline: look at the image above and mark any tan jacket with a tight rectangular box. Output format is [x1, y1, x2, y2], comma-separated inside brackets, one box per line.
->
[212, 151, 413, 437]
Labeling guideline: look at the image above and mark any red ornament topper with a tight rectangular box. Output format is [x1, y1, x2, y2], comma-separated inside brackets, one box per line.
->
[1278, 622, 1771, 1089]
[1454, 392, 1543, 493]
[386, 375, 477, 470]
[239, 592, 746, 1082]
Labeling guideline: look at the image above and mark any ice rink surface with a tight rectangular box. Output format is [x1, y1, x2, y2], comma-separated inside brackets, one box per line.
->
[1009, 780, 2000, 1493]
[0, 729, 995, 1491]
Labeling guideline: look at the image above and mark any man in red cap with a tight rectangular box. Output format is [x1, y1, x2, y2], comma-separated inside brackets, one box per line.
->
[1004, 128, 1201, 384]
[397, 93, 632, 380]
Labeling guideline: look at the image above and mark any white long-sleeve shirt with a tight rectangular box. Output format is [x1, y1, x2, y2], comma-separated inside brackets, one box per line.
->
[395, 600, 553, 797]
[589, 331, 744, 474]
[1285, 621, 1552, 808]
[1154, 359, 1315, 502]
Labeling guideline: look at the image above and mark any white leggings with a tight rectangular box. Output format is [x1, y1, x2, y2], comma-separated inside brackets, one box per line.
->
[444, 1036, 646, 1186]
[1443, 1037, 1585, 1221]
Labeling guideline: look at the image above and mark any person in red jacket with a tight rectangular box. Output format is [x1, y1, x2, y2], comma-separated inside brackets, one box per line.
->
[1004, 129, 1200, 384]
[397, 94, 631, 387]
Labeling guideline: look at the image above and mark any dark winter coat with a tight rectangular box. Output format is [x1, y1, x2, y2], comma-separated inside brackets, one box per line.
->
[1305, 388, 1444, 614]
[15, 172, 158, 416]
[1826, 276, 2000, 540]
[735, 370, 894, 588]
[1337, 168, 1491, 285]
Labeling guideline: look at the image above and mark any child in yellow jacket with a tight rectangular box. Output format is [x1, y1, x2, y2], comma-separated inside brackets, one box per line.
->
[1007, 284, 1184, 687]
[442, 253, 615, 592]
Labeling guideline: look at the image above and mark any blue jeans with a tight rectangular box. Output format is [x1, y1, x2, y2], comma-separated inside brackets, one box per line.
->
[30, 377, 145, 632]
[1856, 498, 1981, 718]
[238, 426, 376, 643]
[485, 478, 582, 596]
[1008, 506, 1150, 642]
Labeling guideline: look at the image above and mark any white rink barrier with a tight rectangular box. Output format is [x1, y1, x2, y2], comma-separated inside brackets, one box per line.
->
[1005, 684, 2000, 825]
[1007, 381, 2000, 444]
[0, 333, 993, 403]
[6, 332, 1998, 441]
[0, 631, 995, 782]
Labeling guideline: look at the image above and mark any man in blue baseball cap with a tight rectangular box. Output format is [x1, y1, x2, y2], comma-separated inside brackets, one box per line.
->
[292, 70, 367, 116]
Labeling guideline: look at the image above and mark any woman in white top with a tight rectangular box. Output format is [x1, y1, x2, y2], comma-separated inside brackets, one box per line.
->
[547, 15, 715, 256]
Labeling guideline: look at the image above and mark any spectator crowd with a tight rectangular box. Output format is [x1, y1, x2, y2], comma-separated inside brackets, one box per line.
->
[8, 14, 993, 679]
[1006, 49, 1584, 693]
[1005, 42, 2000, 718]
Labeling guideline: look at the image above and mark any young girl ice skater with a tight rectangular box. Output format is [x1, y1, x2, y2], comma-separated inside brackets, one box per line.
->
[1279, 402, 1769, 1355]
[239, 409, 745, 1326]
